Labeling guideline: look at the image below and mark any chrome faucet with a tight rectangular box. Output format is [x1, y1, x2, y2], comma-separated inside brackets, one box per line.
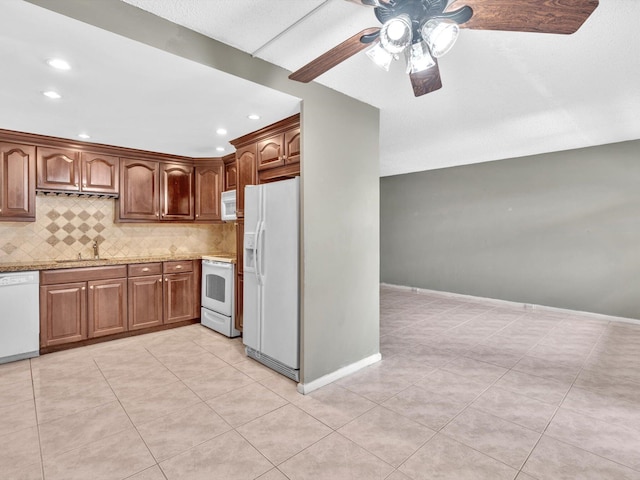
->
[92, 240, 99, 259]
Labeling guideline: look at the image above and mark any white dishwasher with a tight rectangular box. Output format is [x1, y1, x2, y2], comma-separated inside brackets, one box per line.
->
[0, 271, 40, 364]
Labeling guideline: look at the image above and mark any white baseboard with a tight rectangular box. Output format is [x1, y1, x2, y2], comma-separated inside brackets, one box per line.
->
[381, 282, 640, 327]
[297, 353, 382, 395]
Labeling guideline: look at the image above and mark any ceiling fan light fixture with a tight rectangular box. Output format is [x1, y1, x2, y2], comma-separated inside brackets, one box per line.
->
[380, 14, 412, 54]
[405, 41, 435, 74]
[366, 43, 394, 71]
[421, 18, 459, 58]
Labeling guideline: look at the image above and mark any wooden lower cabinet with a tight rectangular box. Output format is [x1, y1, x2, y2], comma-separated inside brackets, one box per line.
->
[87, 278, 127, 338]
[40, 282, 87, 347]
[128, 275, 163, 330]
[39, 260, 200, 350]
[164, 272, 194, 324]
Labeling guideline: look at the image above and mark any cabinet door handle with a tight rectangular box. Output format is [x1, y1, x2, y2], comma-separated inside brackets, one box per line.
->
[75, 183, 79, 187]
[195, 214, 199, 218]
[89, 285, 94, 290]
[158, 279, 162, 283]
[83, 183, 87, 187]
[165, 278, 168, 282]
[81, 286, 86, 291]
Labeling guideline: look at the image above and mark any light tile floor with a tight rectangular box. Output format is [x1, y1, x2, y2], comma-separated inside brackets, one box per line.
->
[2, 286, 640, 479]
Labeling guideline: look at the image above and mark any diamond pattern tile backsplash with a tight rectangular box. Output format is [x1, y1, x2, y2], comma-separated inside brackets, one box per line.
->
[0, 195, 236, 263]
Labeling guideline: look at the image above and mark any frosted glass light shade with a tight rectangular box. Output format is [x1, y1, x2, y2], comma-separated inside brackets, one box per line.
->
[366, 43, 394, 71]
[422, 18, 459, 58]
[380, 14, 413, 54]
[406, 41, 435, 74]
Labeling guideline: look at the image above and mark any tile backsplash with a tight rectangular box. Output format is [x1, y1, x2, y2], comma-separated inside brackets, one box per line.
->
[0, 194, 235, 263]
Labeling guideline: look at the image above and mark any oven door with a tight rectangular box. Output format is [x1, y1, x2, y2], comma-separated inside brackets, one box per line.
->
[201, 260, 233, 317]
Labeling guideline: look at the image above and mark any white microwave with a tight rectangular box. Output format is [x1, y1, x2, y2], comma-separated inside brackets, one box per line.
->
[221, 189, 237, 221]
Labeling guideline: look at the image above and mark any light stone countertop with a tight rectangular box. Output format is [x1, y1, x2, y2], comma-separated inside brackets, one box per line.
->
[0, 252, 236, 273]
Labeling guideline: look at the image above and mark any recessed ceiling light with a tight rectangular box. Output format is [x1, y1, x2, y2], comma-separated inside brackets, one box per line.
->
[47, 58, 71, 70]
[216, 128, 227, 136]
[216, 147, 225, 152]
[42, 91, 62, 99]
[248, 114, 260, 120]
[78, 133, 90, 139]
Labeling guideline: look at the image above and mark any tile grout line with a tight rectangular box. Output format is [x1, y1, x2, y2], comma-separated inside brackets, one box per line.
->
[29, 357, 46, 480]
[514, 318, 615, 477]
[91, 355, 165, 479]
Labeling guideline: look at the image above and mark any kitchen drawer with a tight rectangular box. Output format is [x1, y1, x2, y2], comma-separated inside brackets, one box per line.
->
[41, 265, 127, 285]
[128, 263, 162, 277]
[163, 260, 193, 274]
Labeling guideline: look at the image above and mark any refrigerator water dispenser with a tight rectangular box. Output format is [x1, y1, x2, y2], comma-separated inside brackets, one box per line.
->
[244, 232, 256, 272]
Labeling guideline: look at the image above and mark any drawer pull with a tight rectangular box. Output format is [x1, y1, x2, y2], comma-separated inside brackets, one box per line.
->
[142, 267, 150, 272]
[175, 265, 182, 269]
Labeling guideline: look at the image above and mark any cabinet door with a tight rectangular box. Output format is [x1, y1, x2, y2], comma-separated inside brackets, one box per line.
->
[284, 127, 301, 165]
[87, 278, 128, 338]
[40, 282, 87, 347]
[128, 275, 163, 330]
[0, 143, 35, 220]
[235, 272, 243, 332]
[161, 163, 194, 221]
[36, 147, 80, 191]
[119, 158, 159, 221]
[195, 164, 222, 221]
[235, 145, 256, 218]
[224, 162, 236, 191]
[164, 272, 195, 324]
[81, 152, 119, 194]
[257, 134, 284, 171]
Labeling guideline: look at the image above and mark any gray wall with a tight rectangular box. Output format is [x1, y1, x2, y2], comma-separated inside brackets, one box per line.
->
[29, 0, 380, 384]
[381, 140, 640, 320]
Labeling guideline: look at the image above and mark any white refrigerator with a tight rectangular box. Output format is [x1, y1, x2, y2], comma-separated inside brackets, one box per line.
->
[243, 177, 300, 381]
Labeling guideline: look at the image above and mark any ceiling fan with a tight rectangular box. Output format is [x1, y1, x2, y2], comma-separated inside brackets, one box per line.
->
[289, 0, 599, 97]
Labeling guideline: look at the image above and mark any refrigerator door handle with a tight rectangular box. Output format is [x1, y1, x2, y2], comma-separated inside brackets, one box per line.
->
[255, 220, 264, 286]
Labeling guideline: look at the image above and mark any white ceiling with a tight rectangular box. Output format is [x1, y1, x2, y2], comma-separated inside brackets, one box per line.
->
[2, 0, 639, 176]
[121, 0, 640, 176]
[0, 0, 300, 158]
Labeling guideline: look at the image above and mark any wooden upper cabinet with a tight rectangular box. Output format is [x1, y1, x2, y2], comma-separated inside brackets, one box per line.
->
[235, 145, 257, 218]
[36, 146, 80, 191]
[224, 162, 237, 191]
[119, 158, 159, 221]
[161, 163, 194, 221]
[284, 127, 301, 164]
[195, 164, 222, 222]
[256, 126, 300, 170]
[0, 142, 36, 221]
[257, 134, 284, 171]
[81, 152, 119, 194]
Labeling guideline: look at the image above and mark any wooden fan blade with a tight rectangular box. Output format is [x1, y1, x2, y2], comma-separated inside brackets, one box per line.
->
[289, 27, 381, 83]
[446, 0, 599, 34]
[410, 61, 443, 97]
